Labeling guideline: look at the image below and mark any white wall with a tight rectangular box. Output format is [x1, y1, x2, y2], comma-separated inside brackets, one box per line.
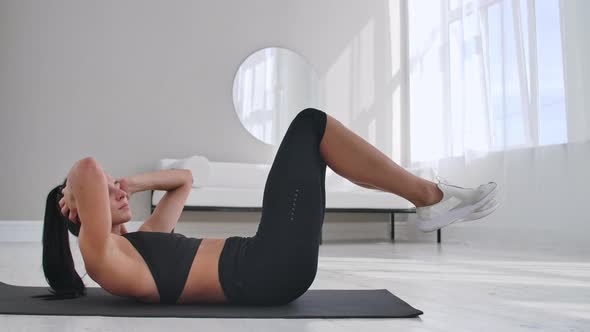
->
[0, 0, 404, 223]
[2, 0, 585, 247]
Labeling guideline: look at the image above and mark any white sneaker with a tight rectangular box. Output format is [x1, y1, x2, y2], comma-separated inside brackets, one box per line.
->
[435, 176, 500, 223]
[456, 198, 500, 223]
[416, 181, 499, 232]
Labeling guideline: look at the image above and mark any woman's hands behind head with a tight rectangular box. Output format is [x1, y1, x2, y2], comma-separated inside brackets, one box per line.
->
[59, 185, 80, 224]
[114, 178, 131, 199]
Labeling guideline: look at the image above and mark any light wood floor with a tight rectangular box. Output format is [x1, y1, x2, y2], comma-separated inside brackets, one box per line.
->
[0, 223, 589, 332]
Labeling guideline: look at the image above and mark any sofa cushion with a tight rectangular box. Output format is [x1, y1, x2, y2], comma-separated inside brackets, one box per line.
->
[154, 157, 433, 210]
[152, 186, 416, 210]
[158, 156, 210, 187]
[207, 162, 270, 189]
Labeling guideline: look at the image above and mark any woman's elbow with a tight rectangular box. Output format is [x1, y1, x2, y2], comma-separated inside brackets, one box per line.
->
[184, 169, 194, 186]
[77, 157, 100, 170]
[79, 159, 105, 177]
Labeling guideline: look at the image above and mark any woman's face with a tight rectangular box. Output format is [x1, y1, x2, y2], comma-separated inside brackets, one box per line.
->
[104, 173, 132, 226]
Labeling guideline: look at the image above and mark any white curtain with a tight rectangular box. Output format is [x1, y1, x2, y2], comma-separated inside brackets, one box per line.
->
[407, 0, 589, 169]
[406, 0, 590, 237]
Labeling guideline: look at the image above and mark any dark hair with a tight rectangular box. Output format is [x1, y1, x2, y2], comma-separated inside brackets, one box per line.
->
[33, 178, 87, 300]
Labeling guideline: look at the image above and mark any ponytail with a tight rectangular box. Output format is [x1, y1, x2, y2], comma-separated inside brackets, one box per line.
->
[34, 178, 87, 300]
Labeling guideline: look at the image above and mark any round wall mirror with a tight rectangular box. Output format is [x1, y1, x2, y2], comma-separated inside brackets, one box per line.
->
[232, 47, 322, 146]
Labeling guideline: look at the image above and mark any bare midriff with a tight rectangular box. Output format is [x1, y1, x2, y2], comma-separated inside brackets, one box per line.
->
[131, 238, 230, 304]
[176, 238, 229, 304]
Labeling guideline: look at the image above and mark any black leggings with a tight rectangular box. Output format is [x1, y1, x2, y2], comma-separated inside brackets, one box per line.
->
[218, 108, 328, 305]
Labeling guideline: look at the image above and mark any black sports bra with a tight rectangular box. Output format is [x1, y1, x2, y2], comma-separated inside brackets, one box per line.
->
[121, 231, 203, 304]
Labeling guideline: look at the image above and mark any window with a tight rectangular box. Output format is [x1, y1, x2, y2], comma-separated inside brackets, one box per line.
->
[408, 0, 568, 162]
[445, 0, 567, 150]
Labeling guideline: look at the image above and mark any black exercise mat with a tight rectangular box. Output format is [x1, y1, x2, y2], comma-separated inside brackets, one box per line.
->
[0, 281, 423, 318]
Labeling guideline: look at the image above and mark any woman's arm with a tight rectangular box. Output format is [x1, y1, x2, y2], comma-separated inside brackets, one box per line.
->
[119, 169, 192, 196]
[65, 157, 112, 272]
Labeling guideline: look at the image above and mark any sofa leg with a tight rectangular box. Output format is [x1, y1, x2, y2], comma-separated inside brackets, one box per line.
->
[437, 229, 441, 243]
[390, 212, 395, 242]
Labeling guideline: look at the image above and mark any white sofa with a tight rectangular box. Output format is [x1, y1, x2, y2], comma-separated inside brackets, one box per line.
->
[151, 156, 442, 243]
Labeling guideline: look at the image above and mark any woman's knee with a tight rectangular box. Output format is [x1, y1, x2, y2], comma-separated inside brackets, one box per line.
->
[290, 108, 327, 139]
[293, 108, 323, 125]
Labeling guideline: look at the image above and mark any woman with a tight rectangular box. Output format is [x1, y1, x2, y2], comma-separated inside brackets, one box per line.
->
[40, 108, 499, 305]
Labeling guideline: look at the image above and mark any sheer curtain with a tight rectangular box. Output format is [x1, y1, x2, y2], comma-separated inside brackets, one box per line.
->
[407, 0, 587, 168]
[406, 0, 590, 237]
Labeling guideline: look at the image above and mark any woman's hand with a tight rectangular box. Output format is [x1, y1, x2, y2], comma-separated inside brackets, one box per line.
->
[114, 177, 132, 199]
[59, 185, 80, 224]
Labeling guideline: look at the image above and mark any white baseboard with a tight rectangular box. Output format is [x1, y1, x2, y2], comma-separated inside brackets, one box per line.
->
[10, 218, 572, 247]
[0, 215, 417, 243]
[0, 220, 146, 242]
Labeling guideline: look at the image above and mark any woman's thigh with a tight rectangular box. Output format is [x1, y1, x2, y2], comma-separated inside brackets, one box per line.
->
[238, 108, 328, 304]
[254, 108, 327, 253]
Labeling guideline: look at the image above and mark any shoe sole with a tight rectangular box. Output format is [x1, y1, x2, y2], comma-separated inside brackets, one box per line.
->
[456, 199, 500, 223]
[458, 187, 499, 218]
[418, 182, 499, 232]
